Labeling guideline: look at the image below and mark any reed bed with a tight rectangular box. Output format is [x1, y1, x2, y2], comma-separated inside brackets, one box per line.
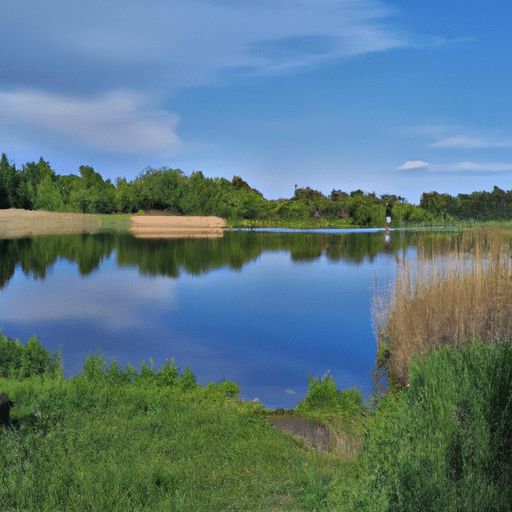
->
[373, 230, 512, 388]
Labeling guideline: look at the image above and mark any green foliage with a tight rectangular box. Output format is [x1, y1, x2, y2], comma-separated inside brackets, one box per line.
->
[77, 350, 198, 393]
[0, 153, 20, 208]
[272, 199, 310, 220]
[300, 371, 340, 409]
[0, 333, 62, 380]
[72, 167, 116, 213]
[0, 372, 337, 511]
[296, 371, 365, 420]
[5, 151, 512, 227]
[356, 202, 386, 227]
[81, 349, 107, 381]
[391, 202, 432, 226]
[133, 166, 184, 212]
[294, 186, 325, 203]
[34, 174, 66, 211]
[357, 339, 512, 511]
[420, 191, 454, 218]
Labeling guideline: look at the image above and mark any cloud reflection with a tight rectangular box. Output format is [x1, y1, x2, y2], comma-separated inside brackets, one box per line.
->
[2, 260, 176, 329]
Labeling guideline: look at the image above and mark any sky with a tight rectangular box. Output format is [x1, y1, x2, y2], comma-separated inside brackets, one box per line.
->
[1, 0, 512, 205]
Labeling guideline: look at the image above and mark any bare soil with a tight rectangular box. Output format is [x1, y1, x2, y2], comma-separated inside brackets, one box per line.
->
[268, 416, 332, 454]
[0, 209, 102, 239]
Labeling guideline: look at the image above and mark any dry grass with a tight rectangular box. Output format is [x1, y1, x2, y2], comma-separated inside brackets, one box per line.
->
[0, 208, 101, 238]
[373, 230, 512, 388]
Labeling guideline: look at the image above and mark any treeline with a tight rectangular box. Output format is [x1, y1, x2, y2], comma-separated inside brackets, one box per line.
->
[0, 153, 431, 227]
[420, 186, 512, 221]
[4, 152, 512, 225]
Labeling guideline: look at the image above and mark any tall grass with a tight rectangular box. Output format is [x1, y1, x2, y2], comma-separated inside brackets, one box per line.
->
[373, 230, 512, 389]
[356, 339, 512, 512]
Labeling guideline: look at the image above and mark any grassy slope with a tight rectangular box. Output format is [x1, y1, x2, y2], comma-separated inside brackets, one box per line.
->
[0, 365, 367, 511]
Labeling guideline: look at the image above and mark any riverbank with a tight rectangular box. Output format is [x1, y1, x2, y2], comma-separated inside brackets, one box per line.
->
[0, 209, 227, 239]
[0, 333, 367, 510]
[129, 214, 225, 238]
[0, 208, 102, 238]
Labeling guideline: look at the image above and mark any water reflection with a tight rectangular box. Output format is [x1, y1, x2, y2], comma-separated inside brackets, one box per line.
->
[0, 229, 457, 408]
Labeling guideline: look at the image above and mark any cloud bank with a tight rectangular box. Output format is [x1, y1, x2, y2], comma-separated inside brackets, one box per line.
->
[0, 89, 182, 155]
[447, 162, 512, 172]
[1, 0, 405, 92]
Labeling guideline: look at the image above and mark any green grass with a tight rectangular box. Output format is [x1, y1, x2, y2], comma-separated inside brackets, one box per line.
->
[3, 331, 512, 510]
[96, 212, 135, 233]
[225, 217, 355, 229]
[0, 339, 366, 511]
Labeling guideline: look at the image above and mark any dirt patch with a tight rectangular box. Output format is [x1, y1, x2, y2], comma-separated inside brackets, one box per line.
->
[130, 215, 226, 238]
[268, 416, 332, 454]
[0, 208, 101, 239]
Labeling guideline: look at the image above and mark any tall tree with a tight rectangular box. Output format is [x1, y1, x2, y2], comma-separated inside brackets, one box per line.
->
[18, 158, 57, 210]
[0, 153, 19, 209]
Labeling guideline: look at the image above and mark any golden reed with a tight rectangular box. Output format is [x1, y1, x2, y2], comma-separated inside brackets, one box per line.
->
[373, 229, 512, 390]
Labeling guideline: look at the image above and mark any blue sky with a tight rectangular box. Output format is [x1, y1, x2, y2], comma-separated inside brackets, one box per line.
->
[1, 0, 511, 204]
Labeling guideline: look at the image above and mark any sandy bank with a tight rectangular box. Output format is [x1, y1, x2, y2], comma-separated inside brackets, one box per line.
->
[129, 215, 225, 239]
[0, 208, 101, 238]
[0, 209, 227, 239]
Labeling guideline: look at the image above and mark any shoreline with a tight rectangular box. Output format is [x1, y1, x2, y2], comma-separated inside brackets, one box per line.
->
[0, 209, 227, 239]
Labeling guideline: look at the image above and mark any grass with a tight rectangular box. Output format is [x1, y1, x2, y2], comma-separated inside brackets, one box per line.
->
[96, 212, 135, 233]
[0, 341, 368, 511]
[225, 218, 355, 230]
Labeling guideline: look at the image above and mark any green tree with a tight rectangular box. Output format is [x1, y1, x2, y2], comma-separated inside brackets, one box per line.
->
[18, 158, 57, 210]
[133, 167, 184, 211]
[79, 165, 104, 189]
[57, 174, 82, 212]
[71, 166, 115, 213]
[0, 153, 20, 209]
[115, 177, 137, 213]
[330, 189, 349, 201]
[294, 186, 325, 203]
[34, 175, 65, 211]
[419, 191, 454, 218]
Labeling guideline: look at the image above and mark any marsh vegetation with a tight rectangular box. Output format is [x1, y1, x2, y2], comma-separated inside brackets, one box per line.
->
[373, 229, 512, 391]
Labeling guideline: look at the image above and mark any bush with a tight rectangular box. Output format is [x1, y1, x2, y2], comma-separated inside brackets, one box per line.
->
[0, 333, 62, 380]
[297, 371, 365, 417]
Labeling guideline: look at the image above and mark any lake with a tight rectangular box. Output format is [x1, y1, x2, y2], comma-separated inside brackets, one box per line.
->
[0, 228, 429, 409]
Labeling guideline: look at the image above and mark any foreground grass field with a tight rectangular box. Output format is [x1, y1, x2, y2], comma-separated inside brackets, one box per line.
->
[2, 332, 512, 511]
[0, 339, 368, 511]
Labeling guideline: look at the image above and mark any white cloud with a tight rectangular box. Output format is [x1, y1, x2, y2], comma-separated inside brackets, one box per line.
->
[3, 0, 406, 88]
[396, 160, 429, 170]
[448, 162, 512, 172]
[2, 264, 177, 329]
[428, 136, 512, 149]
[0, 89, 182, 155]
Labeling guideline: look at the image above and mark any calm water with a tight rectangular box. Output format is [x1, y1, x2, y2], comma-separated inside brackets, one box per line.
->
[0, 228, 427, 409]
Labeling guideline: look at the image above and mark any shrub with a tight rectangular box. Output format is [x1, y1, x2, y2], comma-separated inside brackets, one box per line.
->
[296, 371, 365, 417]
[0, 333, 62, 380]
